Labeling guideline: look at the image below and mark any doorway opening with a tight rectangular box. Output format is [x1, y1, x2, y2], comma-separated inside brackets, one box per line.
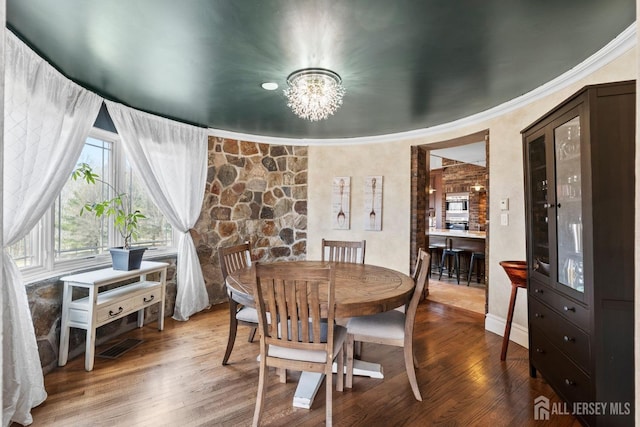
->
[410, 129, 490, 315]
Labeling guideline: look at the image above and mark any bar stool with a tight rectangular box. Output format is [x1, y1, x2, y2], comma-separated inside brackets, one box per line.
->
[439, 238, 464, 284]
[467, 252, 485, 286]
[499, 261, 528, 361]
[427, 244, 444, 278]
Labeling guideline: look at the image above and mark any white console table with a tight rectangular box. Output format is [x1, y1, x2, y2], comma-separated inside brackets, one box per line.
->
[58, 261, 168, 371]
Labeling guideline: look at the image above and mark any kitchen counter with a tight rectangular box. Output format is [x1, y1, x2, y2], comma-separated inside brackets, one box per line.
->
[427, 228, 486, 240]
[428, 229, 486, 283]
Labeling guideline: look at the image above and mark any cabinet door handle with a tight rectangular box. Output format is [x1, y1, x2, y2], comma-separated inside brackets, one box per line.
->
[109, 307, 124, 317]
[534, 288, 543, 294]
[543, 203, 555, 209]
[563, 335, 575, 343]
[144, 295, 155, 303]
[565, 379, 575, 386]
[536, 348, 545, 354]
[534, 313, 543, 318]
[563, 306, 576, 312]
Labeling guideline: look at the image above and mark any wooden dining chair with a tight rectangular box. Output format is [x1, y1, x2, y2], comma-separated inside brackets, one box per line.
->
[251, 262, 346, 427]
[322, 239, 365, 359]
[321, 238, 366, 264]
[413, 247, 429, 300]
[345, 250, 430, 401]
[218, 242, 258, 365]
[395, 246, 427, 314]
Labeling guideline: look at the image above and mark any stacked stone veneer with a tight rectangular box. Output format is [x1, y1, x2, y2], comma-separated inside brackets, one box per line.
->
[192, 137, 308, 305]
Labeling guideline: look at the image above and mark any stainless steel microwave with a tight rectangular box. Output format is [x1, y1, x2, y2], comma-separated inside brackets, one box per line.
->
[445, 192, 469, 221]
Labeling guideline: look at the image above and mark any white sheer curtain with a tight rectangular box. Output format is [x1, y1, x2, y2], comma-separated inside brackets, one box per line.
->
[105, 101, 209, 321]
[3, 32, 103, 426]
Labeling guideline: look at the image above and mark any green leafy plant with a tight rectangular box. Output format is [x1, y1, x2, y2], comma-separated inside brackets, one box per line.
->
[72, 163, 145, 249]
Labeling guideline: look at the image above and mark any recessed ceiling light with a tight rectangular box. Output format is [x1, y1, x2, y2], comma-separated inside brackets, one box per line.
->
[261, 82, 278, 90]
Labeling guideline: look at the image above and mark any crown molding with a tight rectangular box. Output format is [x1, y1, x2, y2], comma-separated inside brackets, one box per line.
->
[208, 22, 637, 146]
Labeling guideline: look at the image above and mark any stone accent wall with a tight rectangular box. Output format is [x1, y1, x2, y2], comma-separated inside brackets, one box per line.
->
[27, 136, 307, 374]
[192, 137, 308, 305]
[28, 255, 177, 375]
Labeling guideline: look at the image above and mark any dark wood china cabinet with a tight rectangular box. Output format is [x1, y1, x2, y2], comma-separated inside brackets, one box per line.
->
[522, 81, 635, 426]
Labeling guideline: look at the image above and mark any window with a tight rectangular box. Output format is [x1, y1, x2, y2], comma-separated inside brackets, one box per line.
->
[124, 162, 173, 249]
[7, 225, 41, 269]
[55, 136, 112, 260]
[9, 128, 174, 278]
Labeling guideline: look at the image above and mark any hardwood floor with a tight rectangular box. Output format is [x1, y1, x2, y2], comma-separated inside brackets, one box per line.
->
[24, 301, 580, 427]
[427, 275, 486, 315]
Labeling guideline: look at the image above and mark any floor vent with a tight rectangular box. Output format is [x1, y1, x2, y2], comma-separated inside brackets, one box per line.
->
[97, 338, 143, 359]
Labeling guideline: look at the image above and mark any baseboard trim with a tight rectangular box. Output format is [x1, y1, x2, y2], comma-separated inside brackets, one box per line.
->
[485, 313, 529, 350]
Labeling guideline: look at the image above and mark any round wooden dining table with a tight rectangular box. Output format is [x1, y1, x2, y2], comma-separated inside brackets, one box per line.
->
[226, 260, 415, 318]
[226, 260, 415, 409]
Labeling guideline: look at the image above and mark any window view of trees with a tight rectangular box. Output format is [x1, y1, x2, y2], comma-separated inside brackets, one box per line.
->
[8, 131, 173, 272]
[55, 138, 110, 259]
[125, 167, 173, 249]
[7, 232, 38, 268]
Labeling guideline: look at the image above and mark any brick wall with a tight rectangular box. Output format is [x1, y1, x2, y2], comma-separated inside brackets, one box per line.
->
[441, 159, 487, 230]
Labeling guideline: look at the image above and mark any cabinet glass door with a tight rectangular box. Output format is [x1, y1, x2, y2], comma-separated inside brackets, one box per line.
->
[553, 116, 584, 293]
[527, 134, 550, 278]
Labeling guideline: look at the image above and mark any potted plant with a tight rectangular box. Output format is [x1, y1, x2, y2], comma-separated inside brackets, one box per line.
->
[72, 163, 147, 271]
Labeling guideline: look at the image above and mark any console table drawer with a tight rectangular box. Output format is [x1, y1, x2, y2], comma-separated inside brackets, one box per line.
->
[97, 298, 137, 323]
[95, 282, 162, 324]
[68, 281, 162, 326]
[529, 297, 590, 372]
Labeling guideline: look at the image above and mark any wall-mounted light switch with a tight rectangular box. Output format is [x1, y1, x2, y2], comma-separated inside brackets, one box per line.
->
[500, 212, 509, 226]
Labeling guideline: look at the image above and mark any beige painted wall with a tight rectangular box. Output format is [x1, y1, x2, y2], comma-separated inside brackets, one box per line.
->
[307, 142, 412, 272]
[308, 46, 637, 342]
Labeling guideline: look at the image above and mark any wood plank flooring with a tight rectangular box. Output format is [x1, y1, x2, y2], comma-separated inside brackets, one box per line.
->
[23, 301, 581, 427]
[427, 276, 486, 314]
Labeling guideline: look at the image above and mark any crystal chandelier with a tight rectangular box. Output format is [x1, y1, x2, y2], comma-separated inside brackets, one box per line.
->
[284, 68, 345, 121]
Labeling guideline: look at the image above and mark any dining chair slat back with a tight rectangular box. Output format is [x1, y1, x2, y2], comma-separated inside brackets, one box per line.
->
[321, 239, 366, 264]
[405, 251, 430, 335]
[413, 247, 427, 280]
[252, 262, 345, 427]
[219, 242, 252, 279]
[218, 242, 257, 365]
[413, 247, 429, 299]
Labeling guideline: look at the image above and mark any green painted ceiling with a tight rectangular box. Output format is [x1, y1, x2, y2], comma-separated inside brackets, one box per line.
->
[6, 0, 635, 140]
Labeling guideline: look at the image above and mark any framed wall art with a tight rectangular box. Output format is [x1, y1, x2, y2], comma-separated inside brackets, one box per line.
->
[332, 176, 350, 230]
[364, 175, 382, 231]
